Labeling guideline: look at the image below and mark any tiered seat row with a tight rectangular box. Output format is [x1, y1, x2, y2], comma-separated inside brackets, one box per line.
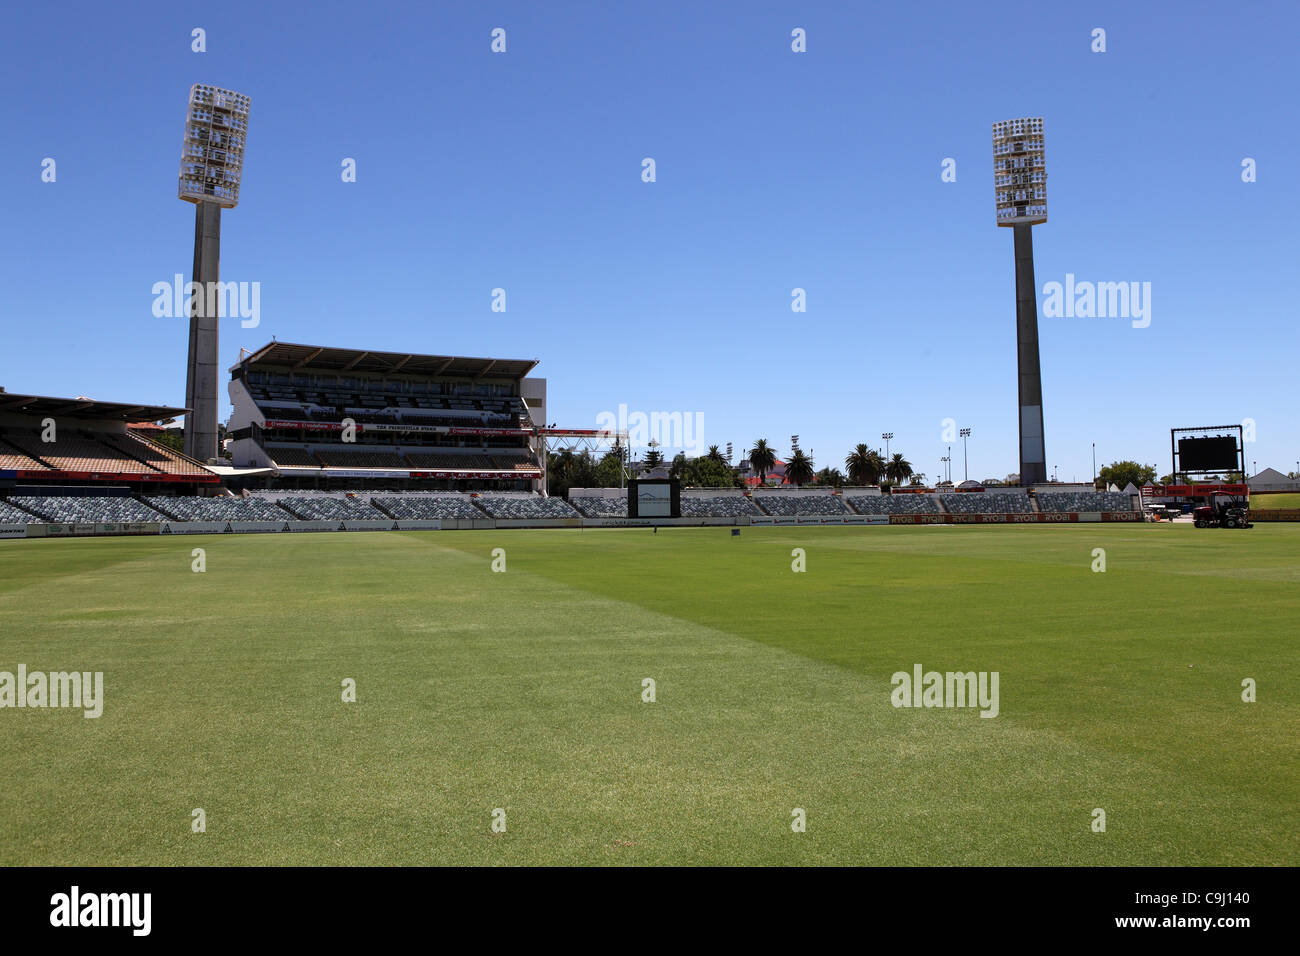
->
[1037, 492, 1135, 512]
[941, 493, 1034, 514]
[570, 497, 628, 517]
[145, 496, 290, 521]
[474, 496, 580, 519]
[268, 446, 538, 472]
[0, 431, 208, 477]
[680, 496, 763, 517]
[312, 449, 409, 469]
[266, 446, 320, 466]
[846, 495, 940, 514]
[10, 496, 165, 523]
[404, 452, 496, 469]
[110, 433, 210, 476]
[277, 496, 388, 520]
[4, 434, 138, 473]
[0, 499, 37, 523]
[372, 496, 486, 519]
[756, 496, 851, 516]
[0, 441, 48, 470]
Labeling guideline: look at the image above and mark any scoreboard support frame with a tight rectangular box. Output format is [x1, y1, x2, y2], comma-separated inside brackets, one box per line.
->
[1170, 425, 1246, 481]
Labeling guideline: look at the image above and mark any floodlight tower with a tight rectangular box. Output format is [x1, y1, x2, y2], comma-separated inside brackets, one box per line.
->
[993, 117, 1048, 486]
[178, 84, 251, 462]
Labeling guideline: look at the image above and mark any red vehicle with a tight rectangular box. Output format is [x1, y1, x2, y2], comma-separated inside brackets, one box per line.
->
[1193, 491, 1252, 529]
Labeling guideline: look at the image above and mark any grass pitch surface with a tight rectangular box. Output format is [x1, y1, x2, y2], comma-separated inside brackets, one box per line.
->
[1, 524, 1296, 865]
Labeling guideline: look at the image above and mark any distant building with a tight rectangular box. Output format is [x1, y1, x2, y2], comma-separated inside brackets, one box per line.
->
[1248, 468, 1300, 492]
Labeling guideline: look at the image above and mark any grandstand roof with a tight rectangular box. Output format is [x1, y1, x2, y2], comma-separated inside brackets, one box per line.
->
[0, 390, 185, 423]
[235, 342, 539, 379]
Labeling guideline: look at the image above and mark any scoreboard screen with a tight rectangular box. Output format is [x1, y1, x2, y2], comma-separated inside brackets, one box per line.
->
[628, 479, 679, 518]
[1178, 436, 1238, 472]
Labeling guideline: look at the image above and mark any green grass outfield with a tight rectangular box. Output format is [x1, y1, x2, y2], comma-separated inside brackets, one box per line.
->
[1252, 492, 1300, 510]
[1, 524, 1296, 866]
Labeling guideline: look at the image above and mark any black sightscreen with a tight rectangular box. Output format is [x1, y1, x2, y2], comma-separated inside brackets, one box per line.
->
[1178, 436, 1238, 472]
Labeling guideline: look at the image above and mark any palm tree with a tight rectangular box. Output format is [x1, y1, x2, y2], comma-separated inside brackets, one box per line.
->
[844, 444, 869, 484]
[706, 444, 725, 464]
[844, 444, 883, 485]
[867, 449, 886, 484]
[749, 439, 776, 485]
[785, 449, 815, 487]
[886, 452, 913, 485]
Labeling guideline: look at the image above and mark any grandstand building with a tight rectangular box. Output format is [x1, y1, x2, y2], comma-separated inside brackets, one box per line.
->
[225, 342, 547, 491]
[0, 388, 216, 522]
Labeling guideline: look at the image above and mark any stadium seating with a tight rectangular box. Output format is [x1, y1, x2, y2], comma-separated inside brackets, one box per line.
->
[680, 496, 763, 517]
[372, 495, 486, 519]
[1036, 492, 1135, 512]
[312, 449, 408, 469]
[0, 439, 51, 470]
[3, 433, 141, 473]
[145, 495, 290, 521]
[106, 433, 210, 476]
[846, 494, 940, 514]
[474, 496, 580, 519]
[570, 497, 628, 517]
[10, 496, 165, 523]
[277, 496, 388, 520]
[941, 493, 1034, 514]
[266, 446, 320, 467]
[0, 499, 36, 523]
[403, 452, 495, 469]
[756, 496, 851, 516]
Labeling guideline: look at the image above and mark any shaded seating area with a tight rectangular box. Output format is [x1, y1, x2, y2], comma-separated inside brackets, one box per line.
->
[312, 449, 408, 469]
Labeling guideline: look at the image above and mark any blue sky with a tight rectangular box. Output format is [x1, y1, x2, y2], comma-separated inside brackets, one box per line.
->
[1, 0, 1296, 482]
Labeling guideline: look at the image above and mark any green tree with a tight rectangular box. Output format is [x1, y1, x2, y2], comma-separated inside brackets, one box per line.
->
[547, 448, 599, 498]
[643, 440, 664, 470]
[844, 443, 883, 485]
[681, 456, 736, 487]
[749, 439, 776, 485]
[785, 448, 815, 487]
[885, 453, 913, 485]
[1099, 461, 1158, 488]
[815, 467, 845, 487]
[706, 444, 725, 464]
[593, 450, 625, 487]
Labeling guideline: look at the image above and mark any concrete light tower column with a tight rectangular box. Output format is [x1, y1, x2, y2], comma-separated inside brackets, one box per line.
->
[993, 117, 1048, 486]
[178, 84, 250, 462]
